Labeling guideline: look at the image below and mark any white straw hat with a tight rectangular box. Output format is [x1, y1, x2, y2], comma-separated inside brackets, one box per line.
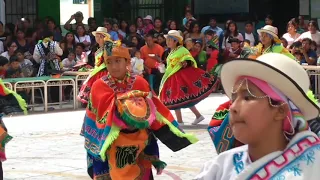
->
[164, 30, 184, 44]
[221, 53, 319, 120]
[257, 25, 279, 40]
[92, 27, 110, 38]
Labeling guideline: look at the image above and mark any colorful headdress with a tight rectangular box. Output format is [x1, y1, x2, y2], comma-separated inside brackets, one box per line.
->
[103, 36, 131, 61]
[207, 34, 219, 50]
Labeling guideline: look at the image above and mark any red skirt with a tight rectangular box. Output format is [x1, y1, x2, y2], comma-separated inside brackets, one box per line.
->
[159, 66, 218, 110]
[77, 70, 108, 105]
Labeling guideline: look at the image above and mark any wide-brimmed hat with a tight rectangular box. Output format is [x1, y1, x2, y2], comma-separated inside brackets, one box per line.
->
[164, 30, 183, 44]
[144, 15, 153, 22]
[220, 53, 319, 121]
[92, 27, 110, 38]
[105, 46, 131, 61]
[257, 25, 279, 40]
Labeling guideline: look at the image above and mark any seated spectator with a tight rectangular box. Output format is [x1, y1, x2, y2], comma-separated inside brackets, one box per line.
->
[190, 41, 207, 70]
[300, 38, 317, 65]
[75, 43, 85, 62]
[1, 41, 17, 60]
[206, 38, 220, 72]
[62, 51, 77, 71]
[64, 11, 89, 33]
[184, 38, 194, 51]
[311, 40, 317, 52]
[227, 38, 242, 59]
[0, 56, 9, 79]
[74, 25, 91, 51]
[157, 34, 166, 48]
[280, 37, 288, 49]
[131, 50, 144, 76]
[103, 19, 119, 41]
[6, 55, 23, 78]
[15, 49, 33, 77]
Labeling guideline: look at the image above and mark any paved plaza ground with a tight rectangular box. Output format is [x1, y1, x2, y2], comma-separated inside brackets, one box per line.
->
[3, 94, 229, 180]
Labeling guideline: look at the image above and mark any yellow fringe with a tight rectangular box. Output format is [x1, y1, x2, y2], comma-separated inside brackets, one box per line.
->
[155, 112, 198, 144]
[99, 124, 120, 161]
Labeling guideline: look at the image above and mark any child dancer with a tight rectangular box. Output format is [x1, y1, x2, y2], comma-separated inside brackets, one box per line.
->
[195, 53, 320, 179]
[159, 30, 219, 125]
[81, 38, 198, 179]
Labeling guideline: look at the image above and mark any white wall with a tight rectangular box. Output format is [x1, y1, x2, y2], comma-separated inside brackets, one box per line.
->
[60, 0, 91, 25]
[0, 0, 5, 24]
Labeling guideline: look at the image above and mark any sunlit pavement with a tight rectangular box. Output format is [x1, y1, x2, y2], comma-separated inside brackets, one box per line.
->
[3, 93, 229, 180]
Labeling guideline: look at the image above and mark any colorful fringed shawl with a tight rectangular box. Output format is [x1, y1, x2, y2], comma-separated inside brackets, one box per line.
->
[159, 46, 197, 93]
[81, 74, 198, 179]
[0, 79, 27, 161]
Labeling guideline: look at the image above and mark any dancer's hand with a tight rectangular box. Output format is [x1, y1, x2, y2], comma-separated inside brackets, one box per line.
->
[181, 61, 188, 68]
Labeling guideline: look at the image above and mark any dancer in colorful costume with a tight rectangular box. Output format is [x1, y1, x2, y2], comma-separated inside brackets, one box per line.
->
[81, 38, 198, 179]
[240, 25, 294, 59]
[159, 30, 218, 125]
[0, 76, 27, 178]
[195, 53, 320, 180]
[78, 27, 110, 105]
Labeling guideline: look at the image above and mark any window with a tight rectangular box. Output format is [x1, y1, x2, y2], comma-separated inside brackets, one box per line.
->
[73, 0, 88, 4]
[5, 0, 38, 24]
[130, 0, 164, 21]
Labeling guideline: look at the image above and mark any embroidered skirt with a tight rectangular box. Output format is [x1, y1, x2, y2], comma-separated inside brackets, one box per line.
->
[159, 66, 218, 110]
[78, 70, 108, 105]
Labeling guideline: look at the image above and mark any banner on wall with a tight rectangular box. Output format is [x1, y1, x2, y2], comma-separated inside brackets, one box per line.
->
[0, 0, 5, 24]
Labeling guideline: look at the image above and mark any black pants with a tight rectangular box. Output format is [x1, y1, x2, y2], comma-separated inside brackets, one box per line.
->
[0, 161, 2, 180]
[144, 68, 164, 96]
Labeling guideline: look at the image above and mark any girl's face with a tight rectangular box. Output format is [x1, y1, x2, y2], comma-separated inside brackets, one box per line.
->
[260, 32, 272, 45]
[170, 21, 177, 30]
[229, 79, 285, 145]
[308, 23, 317, 33]
[192, 24, 200, 33]
[105, 57, 128, 79]
[17, 31, 25, 39]
[121, 21, 128, 29]
[229, 23, 236, 32]
[68, 53, 75, 61]
[129, 25, 137, 33]
[113, 24, 119, 32]
[8, 42, 17, 52]
[193, 43, 202, 52]
[77, 26, 85, 35]
[158, 36, 165, 44]
[166, 37, 177, 48]
[66, 33, 74, 42]
[185, 41, 194, 50]
[131, 37, 138, 45]
[231, 42, 240, 49]
[95, 33, 105, 46]
[154, 20, 162, 28]
[265, 18, 273, 25]
[287, 23, 296, 33]
[135, 52, 141, 59]
[137, 18, 143, 27]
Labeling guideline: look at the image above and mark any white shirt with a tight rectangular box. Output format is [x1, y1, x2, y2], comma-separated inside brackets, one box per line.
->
[194, 131, 320, 180]
[244, 33, 255, 46]
[75, 35, 91, 51]
[131, 57, 144, 75]
[62, 58, 76, 70]
[282, 33, 300, 48]
[0, 51, 10, 60]
[296, 31, 320, 55]
[0, 41, 3, 54]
